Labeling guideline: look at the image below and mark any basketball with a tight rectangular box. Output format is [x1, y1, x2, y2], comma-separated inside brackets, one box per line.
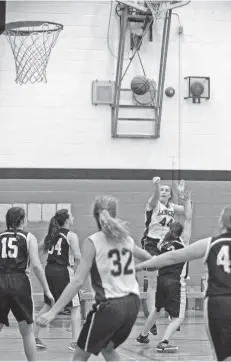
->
[190, 81, 204, 97]
[131, 75, 150, 95]
[165, 86, 175, 97]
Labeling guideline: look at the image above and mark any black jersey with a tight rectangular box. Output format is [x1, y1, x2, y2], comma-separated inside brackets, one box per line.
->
[158, 237, 187, 280]
[0, 229, 30, 273]
[205, 232, 231, 297]
[47, 228, 74, 267]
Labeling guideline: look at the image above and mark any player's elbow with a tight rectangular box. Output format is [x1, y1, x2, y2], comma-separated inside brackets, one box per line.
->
[32, 264, 43, 274]
[75, 277, 84, 291]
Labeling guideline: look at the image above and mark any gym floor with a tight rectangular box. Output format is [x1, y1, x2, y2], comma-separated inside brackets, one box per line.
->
[0, 313, 212, 361]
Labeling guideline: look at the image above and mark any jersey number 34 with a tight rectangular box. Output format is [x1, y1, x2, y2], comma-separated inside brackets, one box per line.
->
[108, 248, 133, 277]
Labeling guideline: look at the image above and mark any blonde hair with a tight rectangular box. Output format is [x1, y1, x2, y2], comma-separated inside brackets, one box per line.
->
[93, 195, 129, 243]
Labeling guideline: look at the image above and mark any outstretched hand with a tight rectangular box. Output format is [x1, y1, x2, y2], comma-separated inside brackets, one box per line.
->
[182, 187, 192, 201]
[177, 179, 185, 197]
[36, 310, 56, 327]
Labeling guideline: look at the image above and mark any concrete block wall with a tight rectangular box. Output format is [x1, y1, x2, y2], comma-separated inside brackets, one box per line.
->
[0, 2, 230, 169]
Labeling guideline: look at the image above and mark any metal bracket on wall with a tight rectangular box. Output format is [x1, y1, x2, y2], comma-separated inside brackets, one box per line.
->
[111, 3, 173, 139]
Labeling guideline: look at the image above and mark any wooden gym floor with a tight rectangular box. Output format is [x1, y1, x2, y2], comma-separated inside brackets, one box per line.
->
[0, 312, 213, 361]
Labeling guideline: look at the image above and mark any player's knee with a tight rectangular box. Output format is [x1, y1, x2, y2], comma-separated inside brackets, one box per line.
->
[18, 321, 33, 337]
[73, 346, 91, 360]
[102, 341, 115, 353]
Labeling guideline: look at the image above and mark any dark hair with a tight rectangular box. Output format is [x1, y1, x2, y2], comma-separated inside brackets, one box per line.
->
[44, 209, 69, 252]
[6, 207, 26, 241]
[93, 195, 129, 243]
[159, 222, 183, 250]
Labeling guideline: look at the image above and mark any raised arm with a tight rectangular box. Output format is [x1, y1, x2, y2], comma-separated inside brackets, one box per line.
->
[181, 188, 193, 245]
[173, 179, 190, 215]
[136, 237, 209, 272]
[146, 177, 161, 211]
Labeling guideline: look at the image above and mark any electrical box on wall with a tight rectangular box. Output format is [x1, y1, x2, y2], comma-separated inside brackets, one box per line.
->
[92, 80, 115, 105]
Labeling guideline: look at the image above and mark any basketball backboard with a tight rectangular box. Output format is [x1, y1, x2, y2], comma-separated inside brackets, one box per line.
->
[116, 0, 148, 13]
[0, 1, 6, 35]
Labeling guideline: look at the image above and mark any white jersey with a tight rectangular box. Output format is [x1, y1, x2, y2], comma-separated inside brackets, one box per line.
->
[144, 201, 175, 240]
[89, 231, 140, 302]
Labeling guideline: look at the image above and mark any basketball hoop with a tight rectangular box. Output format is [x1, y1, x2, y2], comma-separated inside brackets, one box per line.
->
[4, 21, 63, 85]
[145, 1, 186, 27]
[145, 1, 170, 27]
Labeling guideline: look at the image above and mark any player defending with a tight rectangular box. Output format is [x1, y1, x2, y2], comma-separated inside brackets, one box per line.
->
[136, 205, 231, 361]
[0, 207, 54, 361]
[137, 187, 192, 352]
[36, 195, 152, 361]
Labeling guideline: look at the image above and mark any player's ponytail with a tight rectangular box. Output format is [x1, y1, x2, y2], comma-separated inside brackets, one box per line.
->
[6, 207, 26, 241]
[43, 209, 69, 252]
[99, 209, 129, 242]
[94, 195, 129, 243]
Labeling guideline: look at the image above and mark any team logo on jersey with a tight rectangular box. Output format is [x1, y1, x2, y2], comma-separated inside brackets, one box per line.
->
[158, 209, 174, 217]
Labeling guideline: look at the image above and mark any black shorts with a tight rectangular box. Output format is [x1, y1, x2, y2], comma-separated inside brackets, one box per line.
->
[155, 276, 186, 318]
[77, 293, 140, 356]
[142, 237, 160, 271]
[44, 263, 80, 308]
[206, 296, 231, 361]
[0, 272, 33, 327]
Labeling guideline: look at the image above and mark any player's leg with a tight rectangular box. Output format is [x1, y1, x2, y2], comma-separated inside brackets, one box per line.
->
[205, 296, 231, 361]
[101, 341, 121, 361]
[136, 276, 163, 344]
[18, 321, 37, 361]
[102, 294, 140, 361]
[34, 263, 56, 349]
[156, 279, 186, 353]
[68, 305, 81, 351]
[11, 274, 36, 361]
[77, 294, 140, 359]
[66, 267, 81, 351]
[0, 274, 11, 328]
[143, 239, 160, 335]
[34, 303, 51, 348]
[72, 346, 91, 361]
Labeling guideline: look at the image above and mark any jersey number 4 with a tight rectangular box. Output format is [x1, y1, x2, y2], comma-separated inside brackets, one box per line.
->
[217, 245, 231, 273]
[48, 238, 63, 255]
[108, 248, 133, 277]
[1, 237, 18, 258]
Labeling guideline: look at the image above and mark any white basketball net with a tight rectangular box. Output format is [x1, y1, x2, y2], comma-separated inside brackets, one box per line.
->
[145, 1, 170, 26]
[4, 22, 63, 85]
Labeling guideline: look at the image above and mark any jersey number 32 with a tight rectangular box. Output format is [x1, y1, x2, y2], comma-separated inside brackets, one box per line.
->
[108, 248, 133, 277]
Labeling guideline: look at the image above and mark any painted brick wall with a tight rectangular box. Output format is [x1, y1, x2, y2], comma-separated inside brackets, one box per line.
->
[0, 1, 230, 169]
[0, 178, 229, 297]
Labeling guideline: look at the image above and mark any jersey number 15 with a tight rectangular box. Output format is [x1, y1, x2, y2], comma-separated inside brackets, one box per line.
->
[1, 237, 18, 259]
